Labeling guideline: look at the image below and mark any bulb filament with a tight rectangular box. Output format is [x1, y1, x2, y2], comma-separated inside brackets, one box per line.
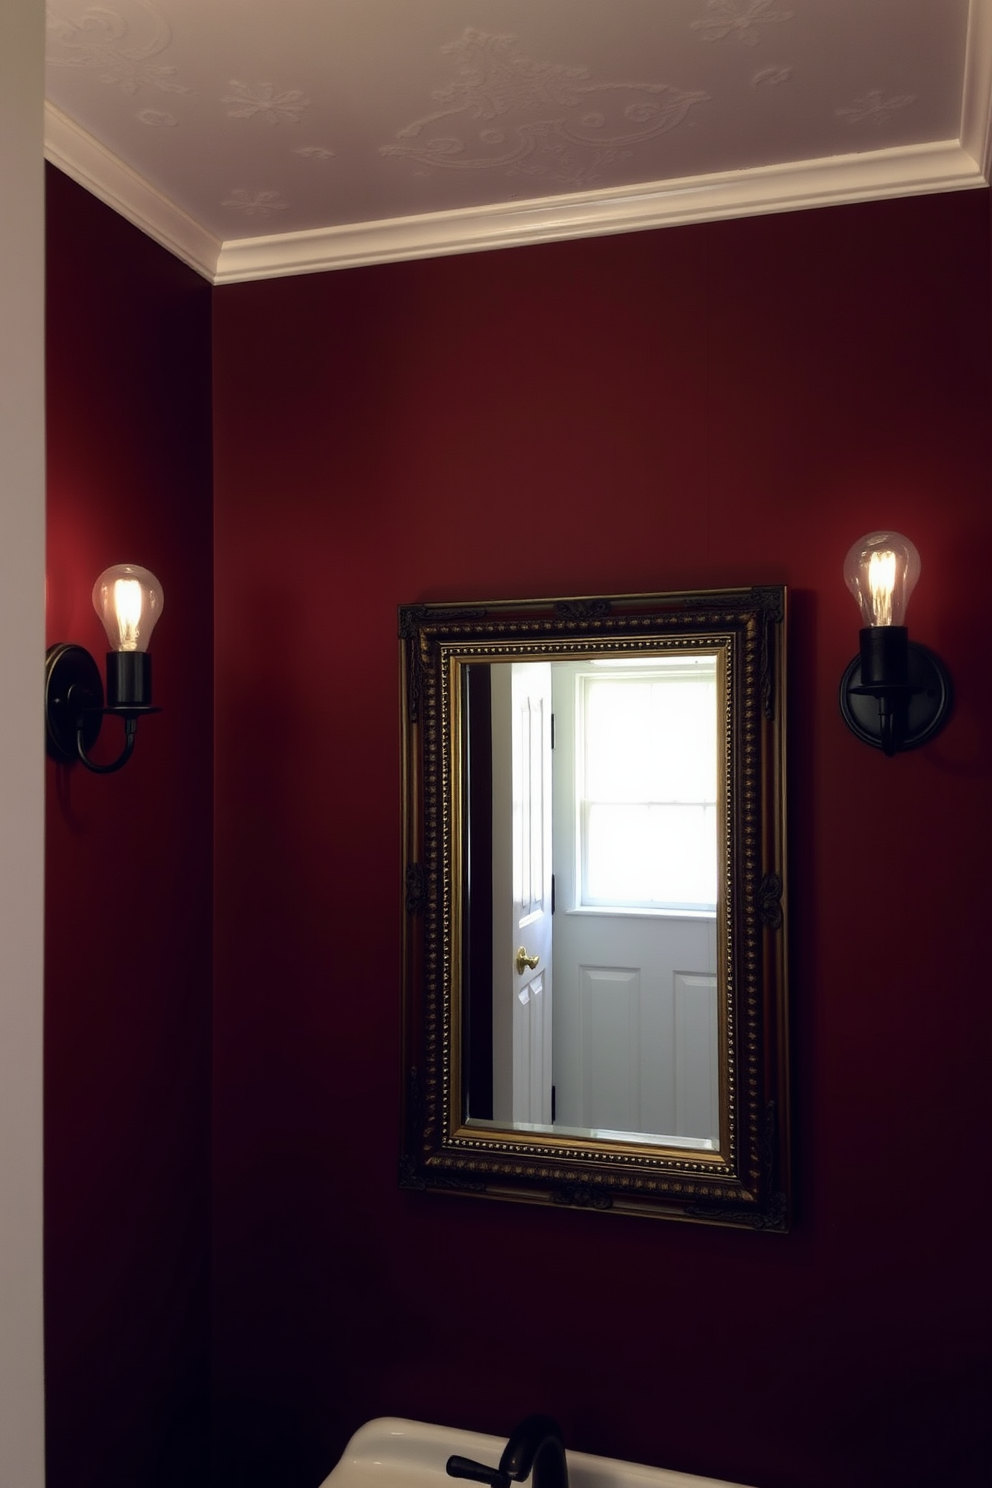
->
[867, 550, 897, 626]
[113, 578, 144, 651]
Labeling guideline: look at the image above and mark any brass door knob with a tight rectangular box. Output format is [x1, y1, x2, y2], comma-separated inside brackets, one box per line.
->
[516, 946, 540, 975]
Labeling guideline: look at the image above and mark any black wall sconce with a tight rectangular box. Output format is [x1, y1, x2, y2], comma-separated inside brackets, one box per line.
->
[839, 531, 952, 756]
[45, 564, 164, 774]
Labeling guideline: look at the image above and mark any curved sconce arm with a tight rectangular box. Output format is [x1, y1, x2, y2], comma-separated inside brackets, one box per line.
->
[73, 711, 139, 775]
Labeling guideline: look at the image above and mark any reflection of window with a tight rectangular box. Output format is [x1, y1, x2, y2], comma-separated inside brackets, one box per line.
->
[578, 657, 718, 913]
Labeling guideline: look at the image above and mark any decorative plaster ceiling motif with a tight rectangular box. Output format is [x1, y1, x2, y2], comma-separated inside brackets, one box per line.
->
[43, 0, 992, 285]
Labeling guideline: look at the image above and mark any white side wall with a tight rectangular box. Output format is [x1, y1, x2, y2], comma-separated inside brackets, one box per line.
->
[0, 0, 47, 1483]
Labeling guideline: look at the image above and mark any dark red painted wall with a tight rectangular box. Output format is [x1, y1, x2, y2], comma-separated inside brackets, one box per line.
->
[44, 168, 214, 1488]
[211, 191, 992, 1488]
[43, 169, 992, 1488]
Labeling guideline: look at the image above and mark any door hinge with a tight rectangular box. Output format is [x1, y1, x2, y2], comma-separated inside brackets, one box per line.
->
[551, 873, 555, 915]
[551, 1084, 556, 1122]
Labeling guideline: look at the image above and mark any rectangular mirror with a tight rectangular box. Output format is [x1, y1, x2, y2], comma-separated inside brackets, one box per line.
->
[400, 587, 789, 1229]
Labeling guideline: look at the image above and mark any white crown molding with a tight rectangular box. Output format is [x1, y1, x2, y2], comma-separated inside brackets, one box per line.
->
[213, 139, 986, 286]
[46, 8, 992, 292]
[44, 103, 221, 282]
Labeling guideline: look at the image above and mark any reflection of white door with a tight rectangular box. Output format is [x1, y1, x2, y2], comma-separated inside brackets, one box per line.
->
[550, 662, 720, 1144]
[491, 662, 554, 1125]
[552, 913, 718, 1142]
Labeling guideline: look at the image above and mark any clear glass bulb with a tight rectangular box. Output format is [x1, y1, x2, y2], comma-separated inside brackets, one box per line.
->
[843, 531, 920, 627]
[92, 564, 164, 653]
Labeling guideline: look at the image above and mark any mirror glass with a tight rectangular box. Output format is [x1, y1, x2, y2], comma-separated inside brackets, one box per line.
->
[400, 588, 789, 1229]
[463, 652, 721, 1149]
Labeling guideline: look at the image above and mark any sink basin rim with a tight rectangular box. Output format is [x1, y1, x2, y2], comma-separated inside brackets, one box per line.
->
[319, 1416, 755, 1488]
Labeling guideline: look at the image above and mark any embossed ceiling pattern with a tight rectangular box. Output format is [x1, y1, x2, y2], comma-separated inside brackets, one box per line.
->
[43, 0, 991, 283]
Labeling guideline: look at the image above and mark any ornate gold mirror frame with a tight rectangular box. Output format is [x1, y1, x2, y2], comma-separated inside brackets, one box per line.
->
[399, 587, 789, 1230]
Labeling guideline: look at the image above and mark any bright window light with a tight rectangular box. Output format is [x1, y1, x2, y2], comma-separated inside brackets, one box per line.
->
[578, 657, 719, 913]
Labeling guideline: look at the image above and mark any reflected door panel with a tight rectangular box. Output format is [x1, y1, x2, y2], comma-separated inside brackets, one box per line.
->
[491, 662, 553, 1126]
[552, 901, 717, 1144]
[673, 972, 719, 1142]
[576, 966, 642, 1133]
[514, 971, 550, 1124]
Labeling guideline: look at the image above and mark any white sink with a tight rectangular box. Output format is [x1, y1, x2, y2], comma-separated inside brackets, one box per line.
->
[317, 1418, 753, 1488]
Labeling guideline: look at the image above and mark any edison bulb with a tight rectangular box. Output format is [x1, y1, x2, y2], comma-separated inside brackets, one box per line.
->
[92, 565, 164, 653]
[843, 531, 920, 628]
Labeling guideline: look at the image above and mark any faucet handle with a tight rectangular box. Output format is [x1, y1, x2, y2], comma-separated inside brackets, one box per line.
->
[447, 1456, 510, 1488]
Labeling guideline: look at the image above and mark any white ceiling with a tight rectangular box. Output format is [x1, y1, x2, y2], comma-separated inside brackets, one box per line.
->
[43, 0, 992, 285]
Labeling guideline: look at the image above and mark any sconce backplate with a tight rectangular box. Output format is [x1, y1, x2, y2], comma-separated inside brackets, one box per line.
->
[839, 641, 952, 752]
[45, 643, 104, 764]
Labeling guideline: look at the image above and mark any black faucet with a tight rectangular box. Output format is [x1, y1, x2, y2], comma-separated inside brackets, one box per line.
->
[447, 1417, 567, 1488]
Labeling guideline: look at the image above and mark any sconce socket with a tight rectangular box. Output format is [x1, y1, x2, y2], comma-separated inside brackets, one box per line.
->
[106, 651, 152, 708]
[858, 625, 909, 688]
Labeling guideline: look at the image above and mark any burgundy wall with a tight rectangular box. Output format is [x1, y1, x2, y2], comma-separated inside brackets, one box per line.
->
[211, 191, 992, 1488]
[44, 169, 214, 1488]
